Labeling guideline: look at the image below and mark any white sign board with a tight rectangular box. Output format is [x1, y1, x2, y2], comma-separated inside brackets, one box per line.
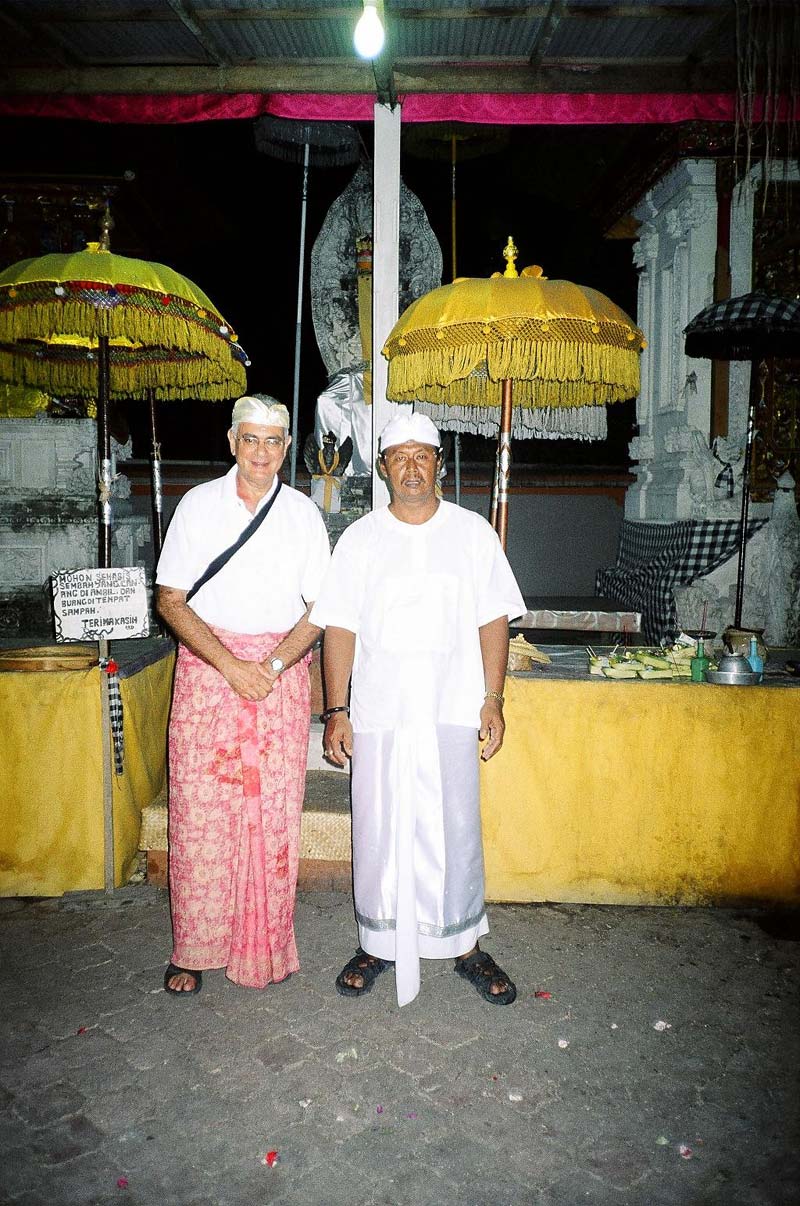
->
[52, 567, 150, 642]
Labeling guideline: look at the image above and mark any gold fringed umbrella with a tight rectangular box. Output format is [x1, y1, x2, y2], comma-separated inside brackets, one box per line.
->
[383, 237, 645, 547]
[0, 218, 247, 563]
[0, 244, 245, 401]
[0, 382, 50, 418]
[0, 220, 247, 897]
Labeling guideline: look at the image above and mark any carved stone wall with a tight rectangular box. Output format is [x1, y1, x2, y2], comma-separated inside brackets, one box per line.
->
[627, 158, 800, 644]
[675, 471, 800, 645]
[0, 416, 150, 636]
[628, 159, 719, 520]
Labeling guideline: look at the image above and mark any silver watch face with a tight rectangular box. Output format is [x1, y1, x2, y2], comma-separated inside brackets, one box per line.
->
[270, 657, 285, 673]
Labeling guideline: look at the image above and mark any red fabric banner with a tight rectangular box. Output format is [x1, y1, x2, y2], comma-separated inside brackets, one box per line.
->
[269, 92, 741, 126]
[0, 91, 746, 126]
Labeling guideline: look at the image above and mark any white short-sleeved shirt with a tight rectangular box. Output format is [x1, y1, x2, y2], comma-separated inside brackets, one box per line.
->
[309, 501, 525, 731]
[156, 466, 331, 634]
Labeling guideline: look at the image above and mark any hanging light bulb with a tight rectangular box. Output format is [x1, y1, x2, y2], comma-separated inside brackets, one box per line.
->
[354, 0, 384, 59]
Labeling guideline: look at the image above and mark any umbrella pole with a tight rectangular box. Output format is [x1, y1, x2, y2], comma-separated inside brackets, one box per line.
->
[733, 360, 763, 628]
[97, 335, 113, 570]
[289, 141, 310, 489]
[99, 661, 115, 895]
[96, 334, 115, 894]
[450, 133, 462, 507]
[147, 388, 163, 557]
[454, 436, 462, 505]
[493, 378, 513, 550]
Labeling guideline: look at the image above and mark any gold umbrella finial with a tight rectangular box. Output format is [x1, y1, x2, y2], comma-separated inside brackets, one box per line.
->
[502, 236, 519, 278]
[98, 203, 114, 252]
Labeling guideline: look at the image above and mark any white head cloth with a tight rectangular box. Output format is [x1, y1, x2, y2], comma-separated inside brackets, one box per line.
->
[379, 412, 441, 453]
[231, 394, 290, 430]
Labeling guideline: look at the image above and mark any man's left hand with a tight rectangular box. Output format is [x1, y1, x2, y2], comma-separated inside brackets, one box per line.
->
[479, 699, 505, 761]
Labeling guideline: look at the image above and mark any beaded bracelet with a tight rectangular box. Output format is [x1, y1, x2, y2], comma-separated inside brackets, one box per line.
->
[320, 705, 350, 723]
[484, 690, 505, 706]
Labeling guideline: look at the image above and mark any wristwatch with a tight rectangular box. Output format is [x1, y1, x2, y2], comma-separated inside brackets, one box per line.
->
[269, 656, 285, 675]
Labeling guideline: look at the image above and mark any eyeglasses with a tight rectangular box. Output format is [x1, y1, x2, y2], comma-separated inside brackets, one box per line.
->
[236, 434, 286, 451]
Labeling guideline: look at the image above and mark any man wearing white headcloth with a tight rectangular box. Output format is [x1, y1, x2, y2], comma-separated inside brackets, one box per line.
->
[156, 393, 330, 996]
[310, 413, 525, 1007]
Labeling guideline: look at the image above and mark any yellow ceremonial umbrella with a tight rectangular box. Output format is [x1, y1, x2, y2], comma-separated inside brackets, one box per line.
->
[0, 216, 247, 564]
[0, 382, 50, 418]
[383, 237, 645, 547]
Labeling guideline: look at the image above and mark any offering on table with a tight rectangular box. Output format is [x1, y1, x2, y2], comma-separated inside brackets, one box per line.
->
[508, 636, 551, 671]
[587, 642, 706, 681]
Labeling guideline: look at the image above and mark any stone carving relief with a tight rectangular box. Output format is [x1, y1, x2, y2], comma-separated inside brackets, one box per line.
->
[111, 435, 133, 502]
[1, 547, 44, 586]
[629, 435, 655, 462]
[682, 193, 716, 235]
[764, 471, 800, 645]
[632, 224, 658, 268]
[682, 431, 758, 522]
[310, 163, 442, 378]
[674, 471, 797, 644]
[674, 525, 771, 641]
[665, 194, 715, 242]
[664, 206, 681, 242]
[0, 417, 149, 614]
[664, 426, 694, 455]
[69, 444, 95, 494]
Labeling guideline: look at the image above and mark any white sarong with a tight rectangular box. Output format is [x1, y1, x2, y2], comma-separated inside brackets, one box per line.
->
[352, 723, 488, 1006]
[309, 501, 525, 1007]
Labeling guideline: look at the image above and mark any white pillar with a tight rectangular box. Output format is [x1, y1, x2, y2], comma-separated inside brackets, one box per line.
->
[371, 101, 404, 508]
[628, 159, 718, 520]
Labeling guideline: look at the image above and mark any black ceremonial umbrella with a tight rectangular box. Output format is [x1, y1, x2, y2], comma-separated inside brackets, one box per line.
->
[684, 290, 800, 626]
[684, 292, 800, 361]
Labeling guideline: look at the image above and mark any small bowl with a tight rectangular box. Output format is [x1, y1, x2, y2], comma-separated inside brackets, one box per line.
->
[717, 653, 755, 677]
[706, 667, 762, 686]
[706, 652, 762, 686]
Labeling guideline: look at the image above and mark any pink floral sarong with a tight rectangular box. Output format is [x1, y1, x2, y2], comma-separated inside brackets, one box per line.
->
[167, 627, 310, 988]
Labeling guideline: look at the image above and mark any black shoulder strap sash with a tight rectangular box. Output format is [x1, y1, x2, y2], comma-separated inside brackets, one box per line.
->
[185, 479, 282, 603]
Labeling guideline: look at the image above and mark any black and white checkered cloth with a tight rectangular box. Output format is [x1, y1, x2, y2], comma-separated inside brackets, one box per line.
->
[101, 659, 125, 776]
[597, 518, 768, 644]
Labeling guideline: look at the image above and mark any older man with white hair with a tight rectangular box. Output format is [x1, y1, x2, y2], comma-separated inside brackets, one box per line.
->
[156, 393, 329, 996]
[311, 413, 525, 1007]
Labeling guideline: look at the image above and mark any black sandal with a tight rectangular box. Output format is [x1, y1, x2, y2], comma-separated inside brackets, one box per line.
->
[164, 963, 202, 996]
[455, 950, 516, 1005]
[335, 947, 394, 997]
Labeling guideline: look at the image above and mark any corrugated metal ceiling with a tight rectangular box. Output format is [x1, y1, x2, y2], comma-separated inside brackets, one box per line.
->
[0, 1, 737, 91]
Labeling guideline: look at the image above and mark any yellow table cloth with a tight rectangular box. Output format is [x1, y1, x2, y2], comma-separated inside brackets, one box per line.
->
[481, 674, 800, 906]
[0, 651, 174, 896]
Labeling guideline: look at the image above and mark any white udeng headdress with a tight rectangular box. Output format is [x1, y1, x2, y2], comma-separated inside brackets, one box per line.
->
[379, 412, 441, 453]
[231, 394, 290, 430]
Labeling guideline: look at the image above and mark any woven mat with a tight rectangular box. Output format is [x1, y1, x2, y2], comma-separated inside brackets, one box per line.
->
[300, 810, 351, 861]
[138, 793, 351, 862]
[138, 789, 168, 849]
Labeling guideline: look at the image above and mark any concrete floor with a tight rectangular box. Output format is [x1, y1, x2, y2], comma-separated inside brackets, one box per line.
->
[1, 888, 799, 1206]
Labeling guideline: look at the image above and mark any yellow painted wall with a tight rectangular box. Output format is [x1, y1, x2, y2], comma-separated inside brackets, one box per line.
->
[481, 674, 800, 906]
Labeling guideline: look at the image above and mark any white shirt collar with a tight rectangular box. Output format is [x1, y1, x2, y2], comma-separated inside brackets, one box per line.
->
[224, 464, 281, 514]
